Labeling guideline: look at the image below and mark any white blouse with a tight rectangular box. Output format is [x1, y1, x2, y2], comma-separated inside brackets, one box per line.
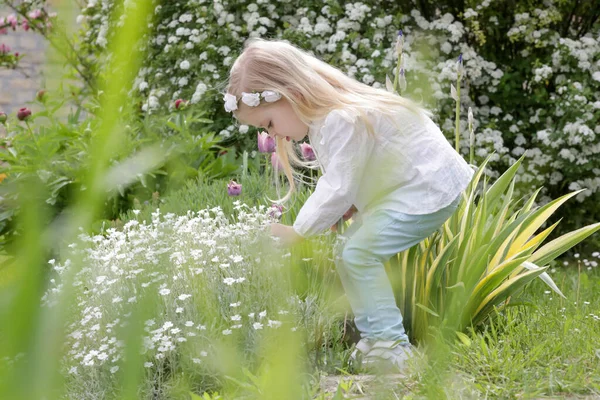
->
[292, 107, 475, 238]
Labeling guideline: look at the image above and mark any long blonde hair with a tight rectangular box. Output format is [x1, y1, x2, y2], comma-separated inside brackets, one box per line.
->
[224, 37, 431, 203]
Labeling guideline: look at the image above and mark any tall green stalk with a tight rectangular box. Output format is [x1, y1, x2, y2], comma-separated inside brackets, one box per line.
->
[454, 54, 464, 153]
[393, 30, 404, 94]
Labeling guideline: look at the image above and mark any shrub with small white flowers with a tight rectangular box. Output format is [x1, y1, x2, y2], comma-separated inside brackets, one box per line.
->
[74, 0, 600, 244]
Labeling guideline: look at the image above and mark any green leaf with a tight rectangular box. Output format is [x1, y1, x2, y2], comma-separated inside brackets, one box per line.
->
[415, 302, 439, 317]
[506, 189, 586, 258]
[529, 222, 600, 266]
[456, 331, 471, 346]
[472, 267, 546, 326]
[521, 261, 565, 298]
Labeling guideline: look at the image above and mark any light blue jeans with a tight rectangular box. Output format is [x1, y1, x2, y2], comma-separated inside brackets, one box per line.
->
[333, 194, 462, 344]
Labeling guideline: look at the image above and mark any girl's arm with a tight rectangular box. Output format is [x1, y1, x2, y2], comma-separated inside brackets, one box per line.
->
[292, 109, 374, 238]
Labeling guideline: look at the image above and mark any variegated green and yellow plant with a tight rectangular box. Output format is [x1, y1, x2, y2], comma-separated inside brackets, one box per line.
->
[387, 154, 600, 343]
[383, 31, 600, 343]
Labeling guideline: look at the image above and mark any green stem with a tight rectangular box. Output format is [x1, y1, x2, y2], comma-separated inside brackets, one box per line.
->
[469, 131, 474, 165]
[454, 79, 461, 153]
[25, 120, 39, 149]
[393, 53, 403, 94]
[265, 154, 271, 188]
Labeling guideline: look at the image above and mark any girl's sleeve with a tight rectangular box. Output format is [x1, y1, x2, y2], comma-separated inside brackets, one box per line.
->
[292, 109, 374, 238]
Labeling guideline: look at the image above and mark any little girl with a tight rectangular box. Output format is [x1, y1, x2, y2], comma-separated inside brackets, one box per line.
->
[223, 38, 474, 370]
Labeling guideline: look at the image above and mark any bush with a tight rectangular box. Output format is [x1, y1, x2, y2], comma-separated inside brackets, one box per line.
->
[0, 93, 238, 250]
[67, 0, 600, 249]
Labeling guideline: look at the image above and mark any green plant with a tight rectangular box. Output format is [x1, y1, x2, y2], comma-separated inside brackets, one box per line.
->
[387, 154, 600, 343]
[0, 92, 241, 250]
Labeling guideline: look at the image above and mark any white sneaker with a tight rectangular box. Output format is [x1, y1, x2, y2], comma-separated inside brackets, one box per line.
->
[362, 340, 417, 371]
[349, 338, 375, 362]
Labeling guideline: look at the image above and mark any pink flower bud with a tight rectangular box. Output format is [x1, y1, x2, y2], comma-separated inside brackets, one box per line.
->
[268, 204, 283, 220]
[7, 15, 17, 30]
[28, 9, 43, 20]
[227, 180, 242, 196]
[174, 99, 187, 109]
[17, 107, 32, 121]
[300, 142, 315, 161]
[0, 112, 7, 124]
[36, 89, 46, 101]
[21, 20, 30, 31]
[257, 131, 275, 153]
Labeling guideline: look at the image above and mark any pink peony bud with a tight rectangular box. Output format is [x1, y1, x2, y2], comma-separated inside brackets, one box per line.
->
[300, 142, 316, 161]
[257, 131, 276, 153]
[36, 89, 46, 101]
[174, 99, 187, 109]
[227, 180, 242, 196]
[271, 152, 284, 172]
[17, 107, 32, 121]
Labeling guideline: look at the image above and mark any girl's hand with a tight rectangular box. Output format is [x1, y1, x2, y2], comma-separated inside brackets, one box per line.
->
[330, 205, 357, 232]
[270, 223, 303, 247]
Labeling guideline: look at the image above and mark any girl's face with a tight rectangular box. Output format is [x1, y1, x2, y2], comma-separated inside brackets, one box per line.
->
[237, 97, 309, 142]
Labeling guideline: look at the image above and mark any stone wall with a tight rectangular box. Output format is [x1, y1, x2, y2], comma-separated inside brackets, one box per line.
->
[0, 6, 48, 115]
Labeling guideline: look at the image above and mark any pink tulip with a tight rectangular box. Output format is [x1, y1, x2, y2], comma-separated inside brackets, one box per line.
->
[227, 180, 242, 196]
[17, 107, 32, 121]
[271, 152, 284, 172]
[300, 142, 316, 161]
[268, 204, 283, 219]
[257, 131, 276, 153]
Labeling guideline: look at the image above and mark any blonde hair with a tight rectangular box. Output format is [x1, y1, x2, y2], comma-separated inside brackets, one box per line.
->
[224, 37, 431, 204]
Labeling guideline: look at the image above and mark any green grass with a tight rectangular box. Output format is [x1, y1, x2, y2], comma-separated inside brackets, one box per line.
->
[302, 264, 600, 400]
[446, 264, 600, 399]
[116, 172, 313, 228]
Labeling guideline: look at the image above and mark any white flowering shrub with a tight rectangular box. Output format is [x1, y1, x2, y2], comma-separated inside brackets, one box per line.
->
[73, 0, 600, 243]
[42, 203, 341, 398]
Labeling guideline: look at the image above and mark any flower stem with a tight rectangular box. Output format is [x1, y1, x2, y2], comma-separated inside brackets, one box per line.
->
[393, 53, 403, 94]
[454, 79, 461, 153]
[469, 131, 474, 165]
[265, 154, 271, 188]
